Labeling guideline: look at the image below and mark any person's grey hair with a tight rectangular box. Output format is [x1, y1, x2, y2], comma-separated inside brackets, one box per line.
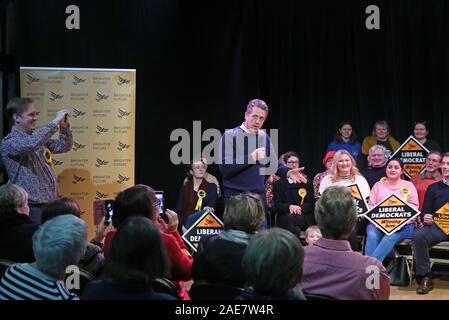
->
[242, 228, 304, 296]
[32, 215, 87, 276]
[0, 184, 28, 213]
[246, 99, 269, 115]
[368, 144, 388, 167]
[223, 193, 265, 233]
[314, 186, 357, 240]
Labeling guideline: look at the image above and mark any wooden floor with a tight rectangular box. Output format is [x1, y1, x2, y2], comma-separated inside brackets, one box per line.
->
[390, 278, 449, 300]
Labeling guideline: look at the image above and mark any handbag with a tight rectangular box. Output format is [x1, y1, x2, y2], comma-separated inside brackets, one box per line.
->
[386, 255, 412, 287]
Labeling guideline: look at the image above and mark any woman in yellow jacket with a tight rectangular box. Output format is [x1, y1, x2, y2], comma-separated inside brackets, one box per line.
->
[361, 120, 400, 169]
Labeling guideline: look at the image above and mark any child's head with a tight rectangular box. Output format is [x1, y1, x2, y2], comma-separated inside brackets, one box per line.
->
[305, 225, 322, 245]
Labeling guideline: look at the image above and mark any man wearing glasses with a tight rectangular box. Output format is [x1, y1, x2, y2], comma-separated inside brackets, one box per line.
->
[0, 97, 72, 224]
[411, 151, 443, 211]
[219, 99, 305, 212]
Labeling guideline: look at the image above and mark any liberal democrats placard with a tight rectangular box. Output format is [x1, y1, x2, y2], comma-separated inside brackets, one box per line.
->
[182, 211, 223, 252]
[433, 203, 449, 235]
[391, 136, 429, 179]
[365, 194, 420, 236]
[347, 184, 369, 216]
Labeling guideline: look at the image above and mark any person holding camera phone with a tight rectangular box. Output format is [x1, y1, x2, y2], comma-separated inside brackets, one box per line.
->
[103, 185, 193, 300]
[1, 97, 73, 225]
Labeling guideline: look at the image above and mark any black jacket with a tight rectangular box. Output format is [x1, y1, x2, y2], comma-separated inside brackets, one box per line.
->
[0, 211, 38, 263]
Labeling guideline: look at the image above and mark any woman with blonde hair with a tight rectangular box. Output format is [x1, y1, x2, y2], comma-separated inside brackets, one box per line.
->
[318, 150, 370, 251]
[318, 150, 370, 199]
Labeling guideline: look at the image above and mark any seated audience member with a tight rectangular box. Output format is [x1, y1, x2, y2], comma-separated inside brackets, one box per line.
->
[326, 121, 361, 164]
[0, 215, 87, 300]
[103, 184, 192, 300]
[305, 225, 322, 246]
[0, 184, 37, 263]
[176, 158, 218, 228]
[302, 186, 389, 300]
[191, 193, 265, 288]
[273, 151, 315, 237]
[41, 197, 108, 277]
[82, 216, 175, 300]
[411, 151, 443, 211]
[412, 153, 449, 294]
[362, 144, 388, 188]
[318, 149, 370, 251]
[264, 153, 286, 221]
[413, 121, 441, 152]
[313, 151, 335, 200]
[237, 228, 305, 300]
[361, 120, 400, 170]
[365, 158, 419, 262]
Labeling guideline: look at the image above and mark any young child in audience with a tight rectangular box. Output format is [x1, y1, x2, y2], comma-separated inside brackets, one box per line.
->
[305, 225, 322, 245]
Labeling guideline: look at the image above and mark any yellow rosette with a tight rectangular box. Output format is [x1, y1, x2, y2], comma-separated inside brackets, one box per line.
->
[400, 186, 411, 202]
[195, 189, 206, 211]
[43, 147, 54, 171]
[298, 188, 307, 205]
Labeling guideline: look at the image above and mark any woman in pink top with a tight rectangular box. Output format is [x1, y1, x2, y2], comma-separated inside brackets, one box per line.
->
[365, 158, 419, 262]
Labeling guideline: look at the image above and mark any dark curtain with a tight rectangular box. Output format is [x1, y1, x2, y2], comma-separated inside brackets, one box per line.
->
[8, 0, 449, 207]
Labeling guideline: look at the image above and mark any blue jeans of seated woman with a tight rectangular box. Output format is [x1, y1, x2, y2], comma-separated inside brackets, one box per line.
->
[365, 223, 415, 262]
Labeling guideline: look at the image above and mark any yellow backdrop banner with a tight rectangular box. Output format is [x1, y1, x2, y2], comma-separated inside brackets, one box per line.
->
[20, 67, 136, 239]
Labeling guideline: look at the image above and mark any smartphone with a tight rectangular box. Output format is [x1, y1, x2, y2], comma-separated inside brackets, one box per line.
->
[104, 200, 114, 225]
[64, 113, 68, 123]
[155, 191, 168, 223]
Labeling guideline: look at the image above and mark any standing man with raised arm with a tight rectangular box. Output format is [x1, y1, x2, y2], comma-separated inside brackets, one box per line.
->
[219, 98, 305, 206]
[1, 97, 73, 225]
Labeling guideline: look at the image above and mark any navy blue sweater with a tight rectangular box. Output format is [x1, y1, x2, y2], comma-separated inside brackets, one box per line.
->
[219, 127, 288, 196]
[421, 180, 449, 220]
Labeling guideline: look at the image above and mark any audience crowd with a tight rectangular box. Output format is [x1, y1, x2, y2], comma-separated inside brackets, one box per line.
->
[0, 106, 447, 300]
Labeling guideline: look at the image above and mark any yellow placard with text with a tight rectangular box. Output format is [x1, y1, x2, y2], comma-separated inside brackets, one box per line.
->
[365, 194, 420, 236]
[347, 184, 369, 216]
[433, 203, 449, 235]
[182, 211, 223, 252]
[391, 135, 429, 180]
[20, 67, 136, 239]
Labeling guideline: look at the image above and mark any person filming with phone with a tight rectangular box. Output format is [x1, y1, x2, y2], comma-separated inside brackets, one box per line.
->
[102, 184, 193, 300]
[1, 97, 73, 225]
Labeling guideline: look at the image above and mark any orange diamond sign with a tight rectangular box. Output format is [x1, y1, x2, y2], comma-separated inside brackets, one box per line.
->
[347, 184, 369, 216]
[182, 211, 223, 252]
[433, 203, 449, 235]
[365, 194, 420, 236]
[391, 135, 429, 179]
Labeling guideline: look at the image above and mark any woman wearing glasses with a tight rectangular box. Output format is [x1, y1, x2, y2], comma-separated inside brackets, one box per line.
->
[272, 151, 315, 238]
[102, 185, 193, 299]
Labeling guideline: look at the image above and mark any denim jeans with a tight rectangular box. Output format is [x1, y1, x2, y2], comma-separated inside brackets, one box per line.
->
[365, 223, 415, 262]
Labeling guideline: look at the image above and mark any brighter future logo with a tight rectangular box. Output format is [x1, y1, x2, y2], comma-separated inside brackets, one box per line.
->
[26, 74, 40, 85]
